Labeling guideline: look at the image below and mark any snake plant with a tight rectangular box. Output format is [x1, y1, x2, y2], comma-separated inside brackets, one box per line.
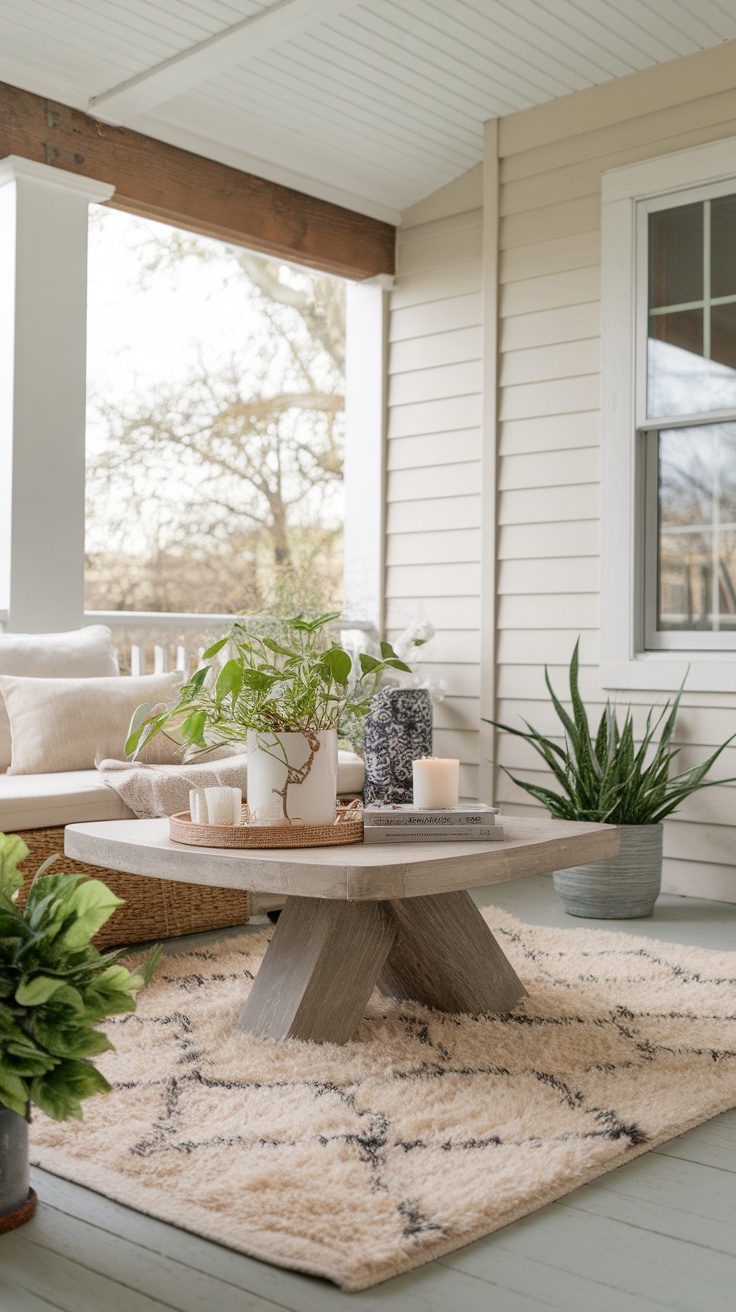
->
[484, 640, 736, 825]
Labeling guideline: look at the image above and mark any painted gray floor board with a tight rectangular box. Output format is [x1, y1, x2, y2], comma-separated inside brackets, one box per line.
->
[26, 1173, 548, 1312]
[478, 1206, 736, 1311]
[6, 876, 736, 1312]
[437, 1246, 673, 1312]
[471, 876, 736, 949]
[555, 1182, 736, 1255]
[0, 1279, 64, 1312]
[552, 1151, 736, 1225]
[652, 1136, 736, 1171]
[0, 1232, 183, 1312]
[14, 1205, 289, 1312]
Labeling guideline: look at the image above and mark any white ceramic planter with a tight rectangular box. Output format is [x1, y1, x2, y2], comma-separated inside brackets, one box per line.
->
[246, 728, 338, 825]
[553, 823, 663, 919]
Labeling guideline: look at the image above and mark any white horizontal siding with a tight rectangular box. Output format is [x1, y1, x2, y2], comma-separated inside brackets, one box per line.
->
[385, 596, 480, 630]
[496, 52, 736, 901]
[499, 447, 599, 491]
[387, 430, 480, 470]
[499, 520, 600, 559]
[388, 461, 480, 502]
[387, 190, 485, 795]
[387, 528, 482, 565]
[500, 338, 600, 387]
[500, 411, 600, 456]
[390, 293, 482, 342]
[390, 326, 482, 373]
[386, 495, 481, 533]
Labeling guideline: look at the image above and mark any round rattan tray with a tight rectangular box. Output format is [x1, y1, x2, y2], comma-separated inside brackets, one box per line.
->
[169, 805, 364, 849]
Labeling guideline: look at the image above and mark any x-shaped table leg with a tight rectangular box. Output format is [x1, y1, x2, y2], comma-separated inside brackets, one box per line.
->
[238, 890, 527, 1044]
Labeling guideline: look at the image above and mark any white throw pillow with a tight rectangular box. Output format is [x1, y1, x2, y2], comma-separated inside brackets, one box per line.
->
[0, 671, 184, 775]
[0, 626, 119, 771]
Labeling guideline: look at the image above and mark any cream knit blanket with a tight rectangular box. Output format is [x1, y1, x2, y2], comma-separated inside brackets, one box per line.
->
[96, 754, 247, 818]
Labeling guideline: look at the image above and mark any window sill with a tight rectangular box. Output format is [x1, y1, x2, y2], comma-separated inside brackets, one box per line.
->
[601, 654, 736, 693]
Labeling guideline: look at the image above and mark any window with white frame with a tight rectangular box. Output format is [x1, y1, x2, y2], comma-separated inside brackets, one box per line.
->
[601, 139, 736, 691]
[640, 185, 736, 650]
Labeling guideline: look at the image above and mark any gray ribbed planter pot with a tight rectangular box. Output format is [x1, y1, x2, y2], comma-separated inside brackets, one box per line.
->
[553, 824, 663, 919]
[0, 1105, 30, 1221]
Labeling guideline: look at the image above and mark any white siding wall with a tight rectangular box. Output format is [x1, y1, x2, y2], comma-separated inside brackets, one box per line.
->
[387, 166, 484, 800]
[493, 44, 736, 903]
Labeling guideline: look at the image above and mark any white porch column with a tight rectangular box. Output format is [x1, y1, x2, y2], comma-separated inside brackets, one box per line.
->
[343, 278, 390, 634]
[0, 157, 114, 633]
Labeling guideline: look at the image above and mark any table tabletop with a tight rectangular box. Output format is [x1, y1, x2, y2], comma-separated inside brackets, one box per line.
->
[65, 815, 620, 902]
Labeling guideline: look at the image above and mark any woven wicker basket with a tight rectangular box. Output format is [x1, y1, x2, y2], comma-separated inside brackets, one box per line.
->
[14, 826, 250, 950]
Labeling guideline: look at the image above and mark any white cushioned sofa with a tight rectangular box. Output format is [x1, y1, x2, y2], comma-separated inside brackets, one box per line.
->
[0, 625, 365, 946]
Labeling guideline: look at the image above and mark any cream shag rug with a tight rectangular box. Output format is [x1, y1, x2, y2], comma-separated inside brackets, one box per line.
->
[30, 908, 736, 1291]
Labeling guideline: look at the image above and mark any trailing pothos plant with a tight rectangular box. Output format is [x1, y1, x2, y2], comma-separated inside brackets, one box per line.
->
[0, 832, 160, 1123]
[484, 640, 736, 825]
[125, 610, 412, 760]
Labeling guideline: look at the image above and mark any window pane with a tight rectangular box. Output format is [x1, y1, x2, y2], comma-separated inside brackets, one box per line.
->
[85, 207, 345, 616]
[710, 301, 736, 371]
[647, 195, 736, 418]
[710, 194, 736, 299]
[648, 309, 736, 418]
[649, 307, 702, 356]
[657, 424, 736, 631]
[648, 204, 703, 308]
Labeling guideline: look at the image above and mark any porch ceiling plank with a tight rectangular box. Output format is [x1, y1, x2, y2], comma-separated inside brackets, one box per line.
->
[0, 78, 395, 279]
[88, 0, 359, 125]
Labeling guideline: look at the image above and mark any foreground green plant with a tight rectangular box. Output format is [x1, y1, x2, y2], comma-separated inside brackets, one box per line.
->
[126, 610, 411, 759]
[0, 833, 160, 1122]
[484, 640, 736, 825]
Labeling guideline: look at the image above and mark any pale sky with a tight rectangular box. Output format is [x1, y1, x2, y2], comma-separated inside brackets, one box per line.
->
[86, 205, 274, 424]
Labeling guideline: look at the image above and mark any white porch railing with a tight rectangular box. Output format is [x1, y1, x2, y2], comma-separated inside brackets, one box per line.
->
[88, 611, 241, 677]
[85, 611, 379, 678]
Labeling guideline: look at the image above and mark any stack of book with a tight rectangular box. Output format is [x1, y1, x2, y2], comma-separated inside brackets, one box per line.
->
[363, 803, 503, 844]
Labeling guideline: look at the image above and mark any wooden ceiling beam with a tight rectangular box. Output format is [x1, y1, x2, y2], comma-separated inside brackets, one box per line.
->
[0, 80, 395, 280]
[89, 0, 357, 125]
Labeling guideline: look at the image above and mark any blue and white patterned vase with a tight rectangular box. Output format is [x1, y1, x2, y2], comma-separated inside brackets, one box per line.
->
[362, 687, 433, 806]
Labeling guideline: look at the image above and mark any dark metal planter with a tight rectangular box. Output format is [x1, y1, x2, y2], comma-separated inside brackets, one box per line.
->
[0, 1105, 36, 1234]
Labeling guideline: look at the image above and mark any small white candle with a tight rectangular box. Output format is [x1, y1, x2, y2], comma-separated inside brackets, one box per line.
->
[204, 786, 242, 825]
[190, 787, 242, 825]
[412, 757, 459, 809]
[189, 788, 207, 824]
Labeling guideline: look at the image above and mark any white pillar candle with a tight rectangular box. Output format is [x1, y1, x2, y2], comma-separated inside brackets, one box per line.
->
[412, 757, 459, 809]
[204, 786, 242, 826]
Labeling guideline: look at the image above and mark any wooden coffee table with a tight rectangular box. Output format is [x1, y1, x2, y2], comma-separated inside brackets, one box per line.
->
[65, 816, 619, 1045]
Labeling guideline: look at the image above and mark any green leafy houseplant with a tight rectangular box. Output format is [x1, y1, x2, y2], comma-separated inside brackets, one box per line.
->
[126, 611, 412, 760]
[484, 640, 736, 824]
[0, 832, 160, 1123]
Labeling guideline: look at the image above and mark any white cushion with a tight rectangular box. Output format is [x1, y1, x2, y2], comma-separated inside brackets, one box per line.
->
[0, 671, 183, 775]
[0, 626, 119, 770]
[0, 770, 136, 831]
[0, 750, 365, 832]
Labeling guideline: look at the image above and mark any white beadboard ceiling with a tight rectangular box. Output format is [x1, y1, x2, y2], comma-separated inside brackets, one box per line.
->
[1, 0, 736, 222]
